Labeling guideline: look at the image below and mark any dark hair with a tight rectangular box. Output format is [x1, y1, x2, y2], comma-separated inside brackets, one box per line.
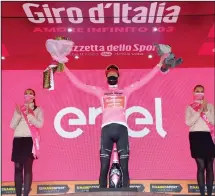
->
[106, 64, 120, 77]
[106, 64, 119, 71]
[25, 88, 37, 110]
[193, 85, 204, 91]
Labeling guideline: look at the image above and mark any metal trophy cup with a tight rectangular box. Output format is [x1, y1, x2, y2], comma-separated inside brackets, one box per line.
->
[43, 65, 58, 90]
[154, 44, 183, 73]
[43, 69, 51, 89]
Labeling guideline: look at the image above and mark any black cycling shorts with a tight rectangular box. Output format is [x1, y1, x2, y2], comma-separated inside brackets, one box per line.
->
[100, 123, 129, 158]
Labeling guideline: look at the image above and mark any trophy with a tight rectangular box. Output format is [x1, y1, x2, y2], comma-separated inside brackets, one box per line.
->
[154, 44, 183, 73]
[43, 65, 58, 90]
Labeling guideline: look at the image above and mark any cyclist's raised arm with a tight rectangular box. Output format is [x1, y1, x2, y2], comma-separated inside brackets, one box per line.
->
[64, 66, 103, 97]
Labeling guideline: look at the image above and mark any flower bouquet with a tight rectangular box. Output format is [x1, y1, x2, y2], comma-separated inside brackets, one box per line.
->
[43, 36, 74, 90]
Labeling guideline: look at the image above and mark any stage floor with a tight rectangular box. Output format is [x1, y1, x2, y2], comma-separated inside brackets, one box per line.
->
[19, 194, 198, 196]
[24, 194, 200, 196]
[2, 180, 212, 195]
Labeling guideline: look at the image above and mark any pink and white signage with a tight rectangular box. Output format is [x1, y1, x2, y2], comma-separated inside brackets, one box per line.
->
[2, 68, 214, 181]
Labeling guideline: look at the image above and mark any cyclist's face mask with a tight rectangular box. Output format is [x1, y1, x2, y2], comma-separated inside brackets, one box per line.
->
[107, 71, 119, 86]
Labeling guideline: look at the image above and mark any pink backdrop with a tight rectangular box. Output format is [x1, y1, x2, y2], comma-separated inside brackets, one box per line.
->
[2, 68, 214, 181]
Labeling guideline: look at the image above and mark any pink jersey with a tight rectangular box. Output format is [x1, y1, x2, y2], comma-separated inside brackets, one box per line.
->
[64, 66, 160, 128]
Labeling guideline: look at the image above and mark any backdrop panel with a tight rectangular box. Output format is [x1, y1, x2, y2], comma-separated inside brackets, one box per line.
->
[2, 68, 214, 181]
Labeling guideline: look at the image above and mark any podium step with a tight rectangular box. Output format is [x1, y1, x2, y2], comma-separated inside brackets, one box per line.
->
[55, 192, 173, 196]
[89, 188, 138, 192]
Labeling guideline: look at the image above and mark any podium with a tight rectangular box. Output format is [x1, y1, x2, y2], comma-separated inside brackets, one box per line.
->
[89, 187, 138, 192]
[60, 188, 173, 196]
[54, 192, 173, 196]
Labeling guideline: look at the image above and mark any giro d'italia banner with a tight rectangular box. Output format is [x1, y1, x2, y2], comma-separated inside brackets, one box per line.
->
[2, 1, 214, 69]
[1, 180, 215, 195]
